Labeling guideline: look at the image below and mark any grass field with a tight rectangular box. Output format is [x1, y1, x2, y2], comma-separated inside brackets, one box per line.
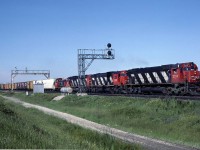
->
[2, 92, 200, 148]
[0, 95, 140, 149]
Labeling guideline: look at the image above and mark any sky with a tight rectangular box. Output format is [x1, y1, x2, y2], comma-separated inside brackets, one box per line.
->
[0, 0, 200, 83]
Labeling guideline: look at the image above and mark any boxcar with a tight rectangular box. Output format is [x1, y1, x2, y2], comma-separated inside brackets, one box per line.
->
[27, 81, 33, 90]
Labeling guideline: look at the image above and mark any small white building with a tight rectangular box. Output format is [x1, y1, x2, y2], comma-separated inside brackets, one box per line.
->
[34, 79, 55, 90]
[33, 84, 44, 93]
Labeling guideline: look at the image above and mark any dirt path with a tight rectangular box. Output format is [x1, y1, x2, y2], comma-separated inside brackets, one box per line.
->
[1, 95, 198, 150]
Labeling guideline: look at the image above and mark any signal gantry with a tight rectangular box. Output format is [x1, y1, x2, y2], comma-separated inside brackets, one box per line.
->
[78, 43, 115, 93]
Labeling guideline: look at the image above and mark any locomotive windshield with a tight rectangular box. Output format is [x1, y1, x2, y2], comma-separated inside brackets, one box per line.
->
[183, 67, 191, 71]
[121, 73, 127, 76]
[181, 63, 197, 71]
[183, 66, 196, 71]
[59, 82, 63, 86]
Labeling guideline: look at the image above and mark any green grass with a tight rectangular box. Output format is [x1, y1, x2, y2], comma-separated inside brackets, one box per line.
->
[0, 96, 140, 149]
[2, 92, 200, 148]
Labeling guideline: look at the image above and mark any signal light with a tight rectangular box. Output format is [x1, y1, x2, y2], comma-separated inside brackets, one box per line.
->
[107, 50, 112, 56]
[107, 43, 111, 48]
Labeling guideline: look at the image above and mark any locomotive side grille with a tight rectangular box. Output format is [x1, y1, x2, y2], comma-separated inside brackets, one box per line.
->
[74, 80, 77, 87]
[130, 74, 138, 84]
[74, 80, 77, 86]
[104, 77, 111, 85]
[91, 78, 95, 86]
[133, 73, 142, 84]
[94, 77, 99, 86]
[145, 73, 154, 83]
[107, 77, 112, 85]
[153, 72, 162, 83]
[156, 71, 167, 83]
[72, 79, 75, 87]
[96, 77, 101, 86]
[104, 77, 108, 85]
[133, 74, 139, 84]
[109, 76, 113, 84]
[95, 77, 99, 85]
[98, 77, 103, 85]
[71, 80, 74, 86]
[102, 77, 107, 85]
[96, 77, 99, 85]
[161, 71, 169, 82]
[148, 72, 158, 83]
[72, 80, 76, 86]
[138, 73, 145, 84]
[100, 77, 105, 85]
[141, 73, 150, 84]
[76, 79, 79, 86]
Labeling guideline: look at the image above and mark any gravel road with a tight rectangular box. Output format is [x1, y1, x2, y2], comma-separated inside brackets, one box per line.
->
[1, 95, 199, 150]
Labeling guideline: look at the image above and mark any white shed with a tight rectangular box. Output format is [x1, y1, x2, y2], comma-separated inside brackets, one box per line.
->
[33, 84, 44, 93]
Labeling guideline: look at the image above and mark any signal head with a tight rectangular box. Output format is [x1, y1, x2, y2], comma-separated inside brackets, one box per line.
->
[107, 43, 112, 48]
[107, 50, 112, 56]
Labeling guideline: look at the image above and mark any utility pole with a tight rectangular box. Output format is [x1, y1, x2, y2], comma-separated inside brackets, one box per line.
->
[78, 43, 115, 93]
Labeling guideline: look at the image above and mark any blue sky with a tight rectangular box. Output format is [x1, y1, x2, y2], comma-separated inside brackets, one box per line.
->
[0, 0, 200, 83]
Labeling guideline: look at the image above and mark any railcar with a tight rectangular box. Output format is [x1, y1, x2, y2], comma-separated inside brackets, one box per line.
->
[0, 79, 56, 91]
[27, 81, 33, 90]
[2, 84, 5, 90]
[4, 84, 9, 90]
[0, 84, 3, 90]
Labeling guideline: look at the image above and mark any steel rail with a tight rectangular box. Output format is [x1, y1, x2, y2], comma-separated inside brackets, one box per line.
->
[88, 93, 200, 101]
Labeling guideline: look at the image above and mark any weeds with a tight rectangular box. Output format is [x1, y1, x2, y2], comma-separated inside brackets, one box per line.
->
[3, 92, 200, 148]
[0, 96, 140, 149]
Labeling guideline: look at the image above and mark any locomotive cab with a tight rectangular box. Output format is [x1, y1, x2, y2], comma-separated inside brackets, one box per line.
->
[112, 71, 129, 86]
[64, 79, 71, 87]
[54, 78, 63, 90]
[171, 62, 200, 84]
[54, 78, 71, 90]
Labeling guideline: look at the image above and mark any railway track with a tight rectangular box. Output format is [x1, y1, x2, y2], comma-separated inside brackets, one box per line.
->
[88, 93, 200, 101]
[1, 90, 200, 101]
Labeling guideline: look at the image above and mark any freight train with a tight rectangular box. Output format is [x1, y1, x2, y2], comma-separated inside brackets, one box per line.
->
[1, 62, 200, 95]
[0, 79, 57, 91]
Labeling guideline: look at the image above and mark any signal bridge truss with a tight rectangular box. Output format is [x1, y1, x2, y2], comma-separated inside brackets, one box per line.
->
[78, 45, 115, 93]
[11, 69, 50, 90]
